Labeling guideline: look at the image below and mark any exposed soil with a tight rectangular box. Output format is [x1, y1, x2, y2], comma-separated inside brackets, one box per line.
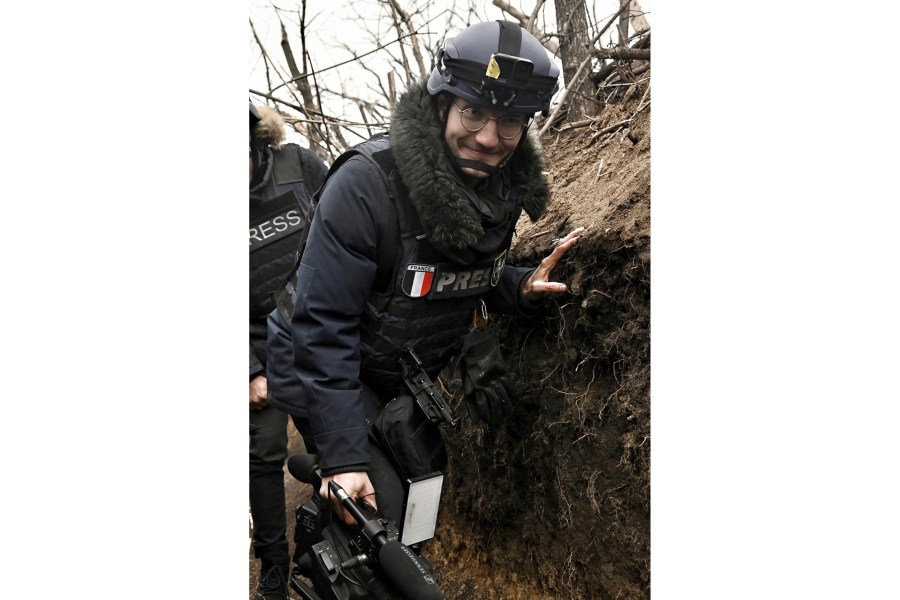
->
[250, 68, 650, 600]
[428, 72, 650, 600]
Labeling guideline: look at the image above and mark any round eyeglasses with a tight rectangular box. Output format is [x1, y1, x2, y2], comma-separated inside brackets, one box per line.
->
[453, 103, 527, 140]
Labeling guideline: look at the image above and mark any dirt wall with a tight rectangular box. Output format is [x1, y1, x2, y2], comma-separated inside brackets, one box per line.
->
[428, 73, 651, 600]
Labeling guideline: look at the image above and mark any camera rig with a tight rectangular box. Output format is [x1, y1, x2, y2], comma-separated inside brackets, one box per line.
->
[287, 454, 444, 600]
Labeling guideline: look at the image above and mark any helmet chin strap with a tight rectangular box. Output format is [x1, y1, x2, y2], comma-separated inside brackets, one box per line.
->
[451, 122, 531, 175]
[453, 157, 499, 175]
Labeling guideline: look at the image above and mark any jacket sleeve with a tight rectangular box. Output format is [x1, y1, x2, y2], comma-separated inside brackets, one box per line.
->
[483, 265, 547, 317]
[250, 317, 269, 381]
[250, 342, 265, 381]
[289, 156, 388, 474]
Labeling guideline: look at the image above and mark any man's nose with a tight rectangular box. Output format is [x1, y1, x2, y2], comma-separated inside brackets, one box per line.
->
[474, 118, 501, 147]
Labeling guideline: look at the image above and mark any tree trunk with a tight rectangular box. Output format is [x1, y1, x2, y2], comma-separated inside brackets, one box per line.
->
[628, 0, 650, 34]
[554, 0, 594, 120]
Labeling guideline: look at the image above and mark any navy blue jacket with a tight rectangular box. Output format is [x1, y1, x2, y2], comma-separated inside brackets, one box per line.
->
[267, 147, 543, 474]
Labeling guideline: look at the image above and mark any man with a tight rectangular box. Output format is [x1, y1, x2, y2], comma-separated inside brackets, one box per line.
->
[249, 101, 327, 600]
[266, 20, 582, 530]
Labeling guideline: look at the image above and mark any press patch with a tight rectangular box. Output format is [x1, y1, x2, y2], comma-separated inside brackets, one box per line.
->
[426, 250, 508, 300]
[249, 190, 305, 251]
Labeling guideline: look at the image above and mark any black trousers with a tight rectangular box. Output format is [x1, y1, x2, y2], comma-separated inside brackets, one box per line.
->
[249, 403, 290, 566]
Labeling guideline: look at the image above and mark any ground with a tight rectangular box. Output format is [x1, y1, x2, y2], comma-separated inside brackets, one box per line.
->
[250, 68, 650, 599]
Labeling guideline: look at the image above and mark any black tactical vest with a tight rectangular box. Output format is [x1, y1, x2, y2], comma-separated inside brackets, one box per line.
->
[351, 137, 520, 395]
[249, 144, 316, 318]
[273, 135, 521, 395]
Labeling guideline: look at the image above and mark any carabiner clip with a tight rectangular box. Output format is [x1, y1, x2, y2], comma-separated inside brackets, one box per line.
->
[471, 299, 490, 331]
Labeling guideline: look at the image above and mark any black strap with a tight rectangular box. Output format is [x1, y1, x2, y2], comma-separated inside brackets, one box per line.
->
[441, 57, 558, 93]
[453, 157, 498, 175]
[355, 142, 426, 307]
[274, 136, 403, 323]
[497, 20, 522, 56]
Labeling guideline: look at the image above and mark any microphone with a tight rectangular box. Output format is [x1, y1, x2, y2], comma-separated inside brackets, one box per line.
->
[287, 453, 321, 486]
[377, 540, 444, 600]
[328, 481, 444, 599]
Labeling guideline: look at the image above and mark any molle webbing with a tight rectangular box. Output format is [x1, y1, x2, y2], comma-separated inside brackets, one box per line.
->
[272, 145, 306, 185]
[362, 307, 473, 339]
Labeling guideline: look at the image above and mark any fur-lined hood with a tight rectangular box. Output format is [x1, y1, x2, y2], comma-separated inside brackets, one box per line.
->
[251, 105, 286, 149]
[250, 105, 287, 192]
[390, 80, 551, 253]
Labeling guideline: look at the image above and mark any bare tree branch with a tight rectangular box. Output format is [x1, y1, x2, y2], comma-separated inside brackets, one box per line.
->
[383, 1, 414, 82]
[250, 19, 309, 118]
[383, 0, 428, 79]
[526, 0, 548, 34]
[591, 47, 649, 61]
[617, 0, 630, 45]
[339, 48, 394, 112]
[278, 16, 334, 157]
[388, 71, 397, 110]
[251, 88, 384, 149]
[249, 19, 275, 94]
[491, 0, 559, 55]
[589, 32, 648, 85]
[632, 30, 650, 49]
[358, 102, 374, 139]
[268, 31, 424, 94]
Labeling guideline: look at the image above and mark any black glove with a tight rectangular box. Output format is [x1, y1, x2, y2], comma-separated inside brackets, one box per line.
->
[458, 328, 516, 426]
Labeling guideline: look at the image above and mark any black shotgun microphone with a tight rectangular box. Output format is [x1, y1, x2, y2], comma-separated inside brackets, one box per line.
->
[328, 481, 444, 600]
[287, 453, 321, 486]
[377, 540, 444, 600]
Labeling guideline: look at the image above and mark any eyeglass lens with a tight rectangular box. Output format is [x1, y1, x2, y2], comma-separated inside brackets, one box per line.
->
[457, 107, 524, 139]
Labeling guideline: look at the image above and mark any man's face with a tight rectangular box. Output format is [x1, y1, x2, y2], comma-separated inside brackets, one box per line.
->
[442, 98, 526, 180]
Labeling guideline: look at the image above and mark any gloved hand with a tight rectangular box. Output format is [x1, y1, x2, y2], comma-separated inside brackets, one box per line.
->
[458, 328, 517, 426]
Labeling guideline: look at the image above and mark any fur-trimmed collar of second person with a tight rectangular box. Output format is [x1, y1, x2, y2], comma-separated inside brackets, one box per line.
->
[251, 105, 287, 148]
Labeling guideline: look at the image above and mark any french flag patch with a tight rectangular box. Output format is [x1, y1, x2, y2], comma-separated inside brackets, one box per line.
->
[402, 264, 435, 298]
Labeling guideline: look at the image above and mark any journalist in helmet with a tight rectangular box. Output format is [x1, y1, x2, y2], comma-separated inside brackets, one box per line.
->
[266, 21, 584, 526]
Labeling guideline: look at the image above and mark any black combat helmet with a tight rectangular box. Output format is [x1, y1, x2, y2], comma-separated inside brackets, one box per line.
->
[427, 21, 560, 116]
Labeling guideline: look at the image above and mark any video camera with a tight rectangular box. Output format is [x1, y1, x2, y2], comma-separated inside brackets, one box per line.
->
[287, 454, 444, 600]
